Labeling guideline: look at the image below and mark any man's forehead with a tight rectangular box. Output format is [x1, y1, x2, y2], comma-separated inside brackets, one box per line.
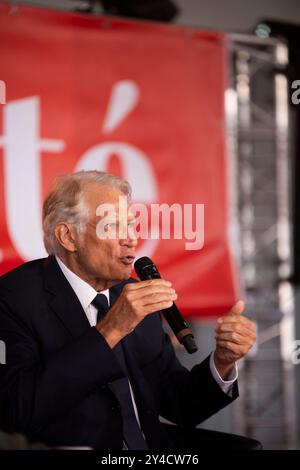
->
[82, 183, 134, 220]
[83, 183, 125, 205]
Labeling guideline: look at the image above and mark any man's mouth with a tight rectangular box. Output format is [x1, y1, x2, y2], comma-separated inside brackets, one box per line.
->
[119, 256, 135, 265]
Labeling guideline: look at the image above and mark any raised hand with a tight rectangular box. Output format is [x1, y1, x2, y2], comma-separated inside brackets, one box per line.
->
[213, 300, 256, 379]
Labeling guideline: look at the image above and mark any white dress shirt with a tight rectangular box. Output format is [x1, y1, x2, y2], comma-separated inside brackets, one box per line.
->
[56, 256, 237, 406]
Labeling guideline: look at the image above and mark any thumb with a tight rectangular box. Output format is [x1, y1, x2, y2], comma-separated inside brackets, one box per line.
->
[228, 299, 245, 316]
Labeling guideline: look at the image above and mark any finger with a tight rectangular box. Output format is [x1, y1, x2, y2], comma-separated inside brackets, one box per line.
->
[216, 340, 244, 356]
[228, 299, 244, 316]
[217, 315, 254, 330]
[143, 299, 175, 315]
[215, 322, 256, 339]
[124, 279, 172, 291]
[133, 285, 177, 301]
[215, 331, 254, 345]
[123, 281, 174, 301]
[140, 292, 178, 306]
[216, 332, 256, 346]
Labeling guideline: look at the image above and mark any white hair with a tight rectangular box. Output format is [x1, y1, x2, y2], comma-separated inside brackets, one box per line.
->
[42, 170, 131, 255]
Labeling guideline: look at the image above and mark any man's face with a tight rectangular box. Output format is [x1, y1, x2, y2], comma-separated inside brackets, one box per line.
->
[72, 183, 137, 289]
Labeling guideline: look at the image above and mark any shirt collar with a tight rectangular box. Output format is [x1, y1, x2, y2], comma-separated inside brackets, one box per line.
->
[55, 256, 110, 310]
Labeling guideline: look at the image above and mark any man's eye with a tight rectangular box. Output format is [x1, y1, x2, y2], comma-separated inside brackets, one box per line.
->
[105, 223, 117, 230]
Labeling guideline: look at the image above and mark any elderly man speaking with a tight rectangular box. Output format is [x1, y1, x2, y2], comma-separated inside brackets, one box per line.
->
[0, 171, 256, 450]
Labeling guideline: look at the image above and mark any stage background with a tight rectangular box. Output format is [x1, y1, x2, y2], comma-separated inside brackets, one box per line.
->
[0, 4, 239, 317]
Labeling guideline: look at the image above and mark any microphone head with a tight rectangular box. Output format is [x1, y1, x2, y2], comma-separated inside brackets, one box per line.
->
[134, 256, 161, 280]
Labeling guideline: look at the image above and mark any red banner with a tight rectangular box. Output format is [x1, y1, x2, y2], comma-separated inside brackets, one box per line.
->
[0, 5, 239, 317]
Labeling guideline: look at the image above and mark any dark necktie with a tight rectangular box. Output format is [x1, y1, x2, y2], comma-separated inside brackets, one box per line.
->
[92, 293, 109, 324]
[92, 293, 148, 450]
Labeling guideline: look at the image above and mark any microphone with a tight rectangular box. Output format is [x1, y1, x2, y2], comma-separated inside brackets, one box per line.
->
[134, 256, 198, 354]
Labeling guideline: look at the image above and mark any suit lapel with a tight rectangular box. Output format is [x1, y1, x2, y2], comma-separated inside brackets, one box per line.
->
[43, 256, 91, 338]
[42, 261, 173, 449]
[109, 283, 174, 449]
[109, 282, 160, 411]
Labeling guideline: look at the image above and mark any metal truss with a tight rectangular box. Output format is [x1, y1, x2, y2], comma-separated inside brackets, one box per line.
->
[226, 33, 296, 449]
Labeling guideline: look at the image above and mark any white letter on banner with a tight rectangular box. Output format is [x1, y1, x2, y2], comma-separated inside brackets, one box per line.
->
[0, 97, 65, 260]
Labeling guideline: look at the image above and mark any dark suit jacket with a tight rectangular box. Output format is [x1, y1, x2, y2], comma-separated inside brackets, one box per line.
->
[0, 256, 238, 450]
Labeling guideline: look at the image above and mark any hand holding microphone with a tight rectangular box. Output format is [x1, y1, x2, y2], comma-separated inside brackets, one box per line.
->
[96, 273, 178, 349]
[97, 256, 197, 354]
[134, 257, 198, 354]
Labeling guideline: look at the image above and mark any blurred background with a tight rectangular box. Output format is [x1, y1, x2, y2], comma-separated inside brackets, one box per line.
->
[1, 0, 300, 450]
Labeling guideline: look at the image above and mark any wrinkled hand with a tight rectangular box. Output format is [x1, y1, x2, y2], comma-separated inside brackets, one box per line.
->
[214, 300, 256, 379]
[97, 279, 177, 348]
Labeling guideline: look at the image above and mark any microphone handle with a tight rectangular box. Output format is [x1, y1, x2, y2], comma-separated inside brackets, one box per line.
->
[142, 272, 198, 354]
[162, 303, 198, 354]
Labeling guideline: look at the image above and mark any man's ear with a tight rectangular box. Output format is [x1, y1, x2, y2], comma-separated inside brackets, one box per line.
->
[54, 223, 77, 253]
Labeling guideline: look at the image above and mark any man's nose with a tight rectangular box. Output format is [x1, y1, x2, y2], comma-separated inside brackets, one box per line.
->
[119, 230, 138, 247]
